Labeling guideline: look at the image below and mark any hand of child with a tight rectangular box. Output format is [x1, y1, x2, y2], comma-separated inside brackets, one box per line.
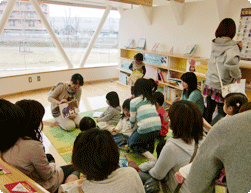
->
[97, 117, 100, 123]
[111, 129, 118, 133]
[174, 172, 185, 184]
[124, 154, 141, 172]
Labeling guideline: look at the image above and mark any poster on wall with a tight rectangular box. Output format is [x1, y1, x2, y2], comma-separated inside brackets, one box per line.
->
[237, 8, 251, 61]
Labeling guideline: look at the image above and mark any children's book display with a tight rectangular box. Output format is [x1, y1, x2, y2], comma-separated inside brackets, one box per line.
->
[184, 44, 197, 56]
[237, 8, 251, 61]
[151, 43, 160, 52]
[0, 163, 11, 175]
[137, 38, 146, 50]
[3, 181, 37, 193]
[59, 100, 79, 119]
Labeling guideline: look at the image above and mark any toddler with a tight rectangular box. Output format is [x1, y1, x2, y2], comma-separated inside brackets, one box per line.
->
[79, 116, 96, 132]
[175, 92, 248, 184]
[97, 91, 121, 131]
[112, 99, 137, 147]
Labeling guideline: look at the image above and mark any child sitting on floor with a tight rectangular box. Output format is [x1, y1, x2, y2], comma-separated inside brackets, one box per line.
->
[175, 92, 248, 184]
[152, 92, 169, 158]
[112, 99, 137, 147]
[97, 91, 121, 131]
[79, 116, 96, 132]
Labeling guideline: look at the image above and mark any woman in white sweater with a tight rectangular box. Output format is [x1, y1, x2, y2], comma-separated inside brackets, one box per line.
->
[71, 129, 145, 193]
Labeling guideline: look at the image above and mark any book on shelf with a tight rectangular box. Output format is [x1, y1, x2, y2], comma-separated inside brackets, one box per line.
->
[125, 39, 134, 49]
[157, 69, 168, 83]
[0, 163, 11, 175]
[145, 65, 158, 80]
[3, 181, 37, 193]
[167, 78, 182, 87]
[121, 61, 132, 72]
[184, 44, 197, 56]
[119, 71, 129, 86]
[151, 43, 160, 52]
[137, 38, 146, 50]
[59, 100, 79, 119]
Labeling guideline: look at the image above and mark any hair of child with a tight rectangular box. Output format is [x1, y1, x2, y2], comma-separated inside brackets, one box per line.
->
[215, 18, 236, 39]
[71, 73, 84, 86]
[72, 129, 119, 181]
[133, 78, 157, 104]
[181, 72, 198, 97]
[148, 78, 158, 93]
[134, 53, 144, 61]
[15, 99, 45, 143]
[224, 93, 248, 115]
[121, 98, 131, 119]
[79, 116, 96, 132]
[152, 91, 164, 106]
[168, 100, 203, 144]
[0, 99, 25, 153]
[106, 91, 120, 108]
[239, 102, 251, 113]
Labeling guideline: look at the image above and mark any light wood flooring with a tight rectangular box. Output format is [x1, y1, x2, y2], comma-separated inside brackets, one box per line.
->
[2, 79, 130, 166]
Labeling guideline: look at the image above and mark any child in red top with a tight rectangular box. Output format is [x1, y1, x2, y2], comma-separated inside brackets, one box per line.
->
[153, 92, 169, 158]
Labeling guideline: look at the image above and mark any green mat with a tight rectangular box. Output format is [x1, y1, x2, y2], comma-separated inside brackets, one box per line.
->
[43, 107, 172, 165]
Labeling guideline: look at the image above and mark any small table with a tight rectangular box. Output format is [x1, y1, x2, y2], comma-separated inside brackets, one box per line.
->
[0, 158, 49, 193]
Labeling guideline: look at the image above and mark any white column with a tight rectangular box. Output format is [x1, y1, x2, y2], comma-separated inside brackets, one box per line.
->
[79, 5, 112, 68]
[0, 0, 17, 36]
[29, 0, 73, 68]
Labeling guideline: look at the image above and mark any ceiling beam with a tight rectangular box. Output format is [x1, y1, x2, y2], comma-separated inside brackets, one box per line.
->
[109, 0, 153, 7]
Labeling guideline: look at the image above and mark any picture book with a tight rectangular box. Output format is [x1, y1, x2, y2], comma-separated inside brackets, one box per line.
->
[59, 100, 79, 119]
[186, 59, 201, 72]
[184, 44, 197, 56]
[58, 179, 84, 193]
[93, 112, 103, 118]
[3, 181, 37, 193]
[137, 38, 146, 50]
[145, 65, 158, 80]
[151, 43, 160, 52]
[0, 163, 11, 175]
[128, 70, 144, 85]
[125, 39, 134, 49]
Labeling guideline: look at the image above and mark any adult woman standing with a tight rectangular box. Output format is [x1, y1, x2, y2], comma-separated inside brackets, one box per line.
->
[180, 72, 204, 115]
[203, 18, 242, 125]
[48, 73, 84, 131]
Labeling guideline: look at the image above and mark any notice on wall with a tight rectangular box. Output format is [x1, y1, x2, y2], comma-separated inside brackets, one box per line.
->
[237, 8, 251, 61]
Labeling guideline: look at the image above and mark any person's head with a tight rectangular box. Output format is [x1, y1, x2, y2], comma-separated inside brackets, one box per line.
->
[134, 53, 144, 64]
[79, 116, 96, 132]
[168, 100, 203, 144]
[239, 102, 251, 113]
[0, 99, 25, 153]
[181, 72, 198, 96]
[15, 99, 45, 143]
[121, 99, 131, 119]
[152, 91, 164, 109]
[70, 73, 84, 91]
[224, 93, 248, 115]
[106, 91, 120, 108]
[72, 129, 119, 181]
[134, 78, 157, 104]
[215, 18, 236, 39]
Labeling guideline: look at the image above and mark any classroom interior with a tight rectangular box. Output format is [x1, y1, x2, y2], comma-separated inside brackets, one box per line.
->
[1, 0, 251, 192]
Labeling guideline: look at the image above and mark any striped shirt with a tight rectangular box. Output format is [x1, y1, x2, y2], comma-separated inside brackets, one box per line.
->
[130, 95, 161, 134]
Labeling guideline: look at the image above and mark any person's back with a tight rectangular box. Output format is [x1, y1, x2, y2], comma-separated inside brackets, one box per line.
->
[187, 110, 251, 193]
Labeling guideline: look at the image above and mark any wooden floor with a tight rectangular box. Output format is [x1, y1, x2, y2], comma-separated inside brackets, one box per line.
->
[2, 80, 130, 166]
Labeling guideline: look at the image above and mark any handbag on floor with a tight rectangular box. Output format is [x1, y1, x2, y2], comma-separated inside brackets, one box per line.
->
[144, 177, 161, 193]
[215, 57, 246, 98]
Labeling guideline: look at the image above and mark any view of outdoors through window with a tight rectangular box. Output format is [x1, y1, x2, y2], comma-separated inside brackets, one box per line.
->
[0, 0, 120, 76]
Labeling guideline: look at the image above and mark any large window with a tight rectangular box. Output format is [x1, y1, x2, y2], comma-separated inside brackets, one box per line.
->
[0, 1, 120, 77]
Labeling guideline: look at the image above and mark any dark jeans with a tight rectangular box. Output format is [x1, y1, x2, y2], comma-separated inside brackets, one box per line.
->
[128, 130, 159, 154]
[204, 96, 226, 126]
[60, 165, 80, 183]
[113, 133, 129, 147]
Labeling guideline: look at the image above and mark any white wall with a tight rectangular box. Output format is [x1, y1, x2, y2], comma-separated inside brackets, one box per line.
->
[0, 66, 118, 96]
[119, 0, 251, 58]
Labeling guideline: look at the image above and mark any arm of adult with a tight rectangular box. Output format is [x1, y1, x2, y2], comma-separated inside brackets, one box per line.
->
[30, 141, 61, 181]
[48, 83, 65, 105]
[148, 141, 177, 180]
[186, 124, 224, 193]
[224, 46, 241, 80]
